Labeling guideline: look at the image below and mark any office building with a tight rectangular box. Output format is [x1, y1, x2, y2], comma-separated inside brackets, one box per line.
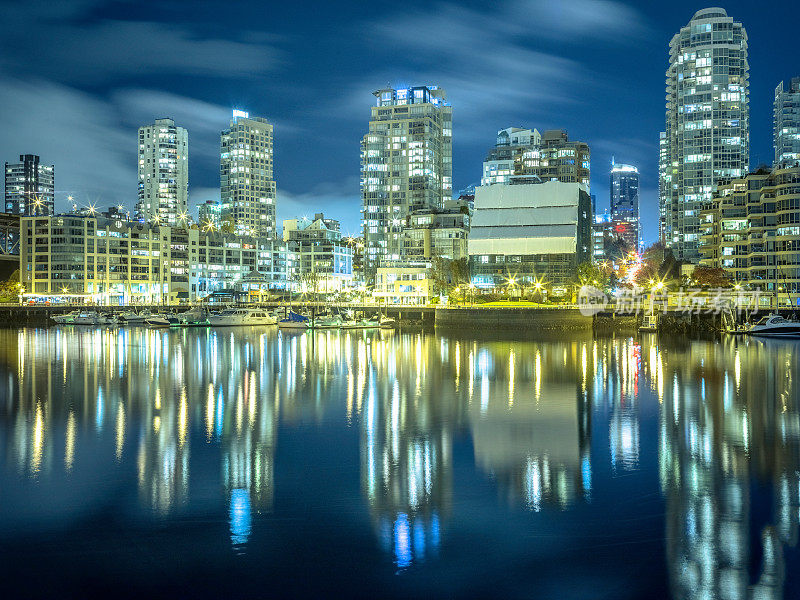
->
[361, 86, 452, 272]
[135, 118, 188, 226]
[220, 109, 277, 237]
[698, 165, 800, 306]
[469, 181, 592, 289]
[481, 128, 590, 189]
[774, 77, 800, 168]
[4, 154, 54, 216]
[663, 7, 749, 262]
[609, 162, 640, 251]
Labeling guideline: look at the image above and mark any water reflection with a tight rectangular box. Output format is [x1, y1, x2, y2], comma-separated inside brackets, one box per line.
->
[0, 328, 799, 597]
[657, 336, 800, 599]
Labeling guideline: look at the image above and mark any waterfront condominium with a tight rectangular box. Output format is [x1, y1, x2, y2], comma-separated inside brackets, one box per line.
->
[135, 118, 188, 226]
[220, 109, 277, 237]
[360, 86, 452, 272]
[658, 131, 669, 243]
[663, 7, 749, 262]
[774, 77, 800, 168]
[609, 162, 640, 251]
[699, 164, 800, 306]
[481, 128, 590, 189]
[4, 154, 54, 216]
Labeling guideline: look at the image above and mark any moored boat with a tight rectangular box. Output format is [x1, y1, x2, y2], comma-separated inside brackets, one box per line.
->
[277, 311, 310, 330]
[144, 314, 171, 327]
[52, 310, 81, 324]
[639, 314, 658, 332]
[72, 311, 103, 325]
[744, 314, 800, 338]
[379, 316, 397, 329]
[208, 307, 277, 326]
[119, 310, 151, 325]
[341, 318, 380, 330]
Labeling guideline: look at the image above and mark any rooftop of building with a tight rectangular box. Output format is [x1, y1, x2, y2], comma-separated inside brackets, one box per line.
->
[692, 7, 728, 20]
[372, 85, 449, 107]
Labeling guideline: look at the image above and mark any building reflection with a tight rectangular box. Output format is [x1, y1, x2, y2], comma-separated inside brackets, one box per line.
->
[1, 326, 799, 583]
[463, 339, 593, 509]
[659, 337, 800, 600]
[358, 333, 456, 568]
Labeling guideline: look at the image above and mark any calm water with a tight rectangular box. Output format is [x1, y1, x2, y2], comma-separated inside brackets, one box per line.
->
[0, 327, 798, 599]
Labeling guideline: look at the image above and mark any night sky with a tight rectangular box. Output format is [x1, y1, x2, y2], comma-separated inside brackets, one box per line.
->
[0, 0, 795, 243]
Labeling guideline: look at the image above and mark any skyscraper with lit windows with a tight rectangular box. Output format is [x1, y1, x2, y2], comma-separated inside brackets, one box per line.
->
[135, 118, 188, 226]
[4, 154, 54, 216]
[774, 77, 800, 168]
[610, 162, 640, 251]
[360, 86, 452, 273]
[220, 110, 276, 237]
[663, 7, 749, 262]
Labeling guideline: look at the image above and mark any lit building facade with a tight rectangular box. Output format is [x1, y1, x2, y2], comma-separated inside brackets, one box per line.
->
[698, 165, 800, 305]
[135, 118, 188, 226]
[361, 86, 452, 273]
[774, 77, 800, 168]
[220, 110, 277, 237]
[663, 7, 749, 262]
[399, 199, 470, 263]
[481, 127, 541, 185]
[609, 163, 640, 250]
[4, 154, 54, 216]
[282, 213, 353, 292]
[198, 200, 223, 231]
[469, 181, 592, 289]
[658, 131, 670, 243]
[0, 212, 20, 257]
[19, 213, 289, 304]
[373, 265, 433, 305]
[481, 128, 589, 189]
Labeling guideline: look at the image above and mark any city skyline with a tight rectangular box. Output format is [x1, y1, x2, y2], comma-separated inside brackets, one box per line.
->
[0, 1, 796, 245]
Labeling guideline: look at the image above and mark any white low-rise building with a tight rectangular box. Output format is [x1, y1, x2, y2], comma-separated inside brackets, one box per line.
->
[468, 181, 592, 288]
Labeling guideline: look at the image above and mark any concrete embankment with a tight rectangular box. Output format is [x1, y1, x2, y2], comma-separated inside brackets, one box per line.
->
[435, 307, 593, 332]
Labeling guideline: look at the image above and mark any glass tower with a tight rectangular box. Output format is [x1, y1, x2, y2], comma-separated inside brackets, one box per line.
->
[664, 7, 749, 262]
[4, 154, 54, 216]
[610, 163, 640, 251]
[360, 86, 452, 273]
[220, 110, 276, 237]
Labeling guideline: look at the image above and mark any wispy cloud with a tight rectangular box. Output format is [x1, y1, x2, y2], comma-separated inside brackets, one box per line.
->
[0, 77, 134, 208]
[0, 1, 283, 84]
[330, 0, 650, 144]
[277, 178, 362, 233]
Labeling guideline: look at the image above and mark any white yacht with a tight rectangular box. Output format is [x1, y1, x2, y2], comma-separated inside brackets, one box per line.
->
[72, 311, 102, 325]
[144, 314, 171, 327]
[119, 310, 152, 325]
[208, 308, 277, 326]
[52, 310, 81, 324]
[744, 314, 800, 338]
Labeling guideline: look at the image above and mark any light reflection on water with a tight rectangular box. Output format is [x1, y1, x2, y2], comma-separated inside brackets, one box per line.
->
[0, 327, 798, 598]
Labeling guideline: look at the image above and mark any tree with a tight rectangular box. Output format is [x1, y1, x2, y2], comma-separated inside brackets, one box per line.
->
[690, 266, 731, 288]
[220, 215, 235, 234]
[574, 262, 610, 290]
[0, 269, 20, 303]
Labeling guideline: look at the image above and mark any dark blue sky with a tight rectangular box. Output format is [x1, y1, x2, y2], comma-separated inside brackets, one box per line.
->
[0, 0, 795, 243]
